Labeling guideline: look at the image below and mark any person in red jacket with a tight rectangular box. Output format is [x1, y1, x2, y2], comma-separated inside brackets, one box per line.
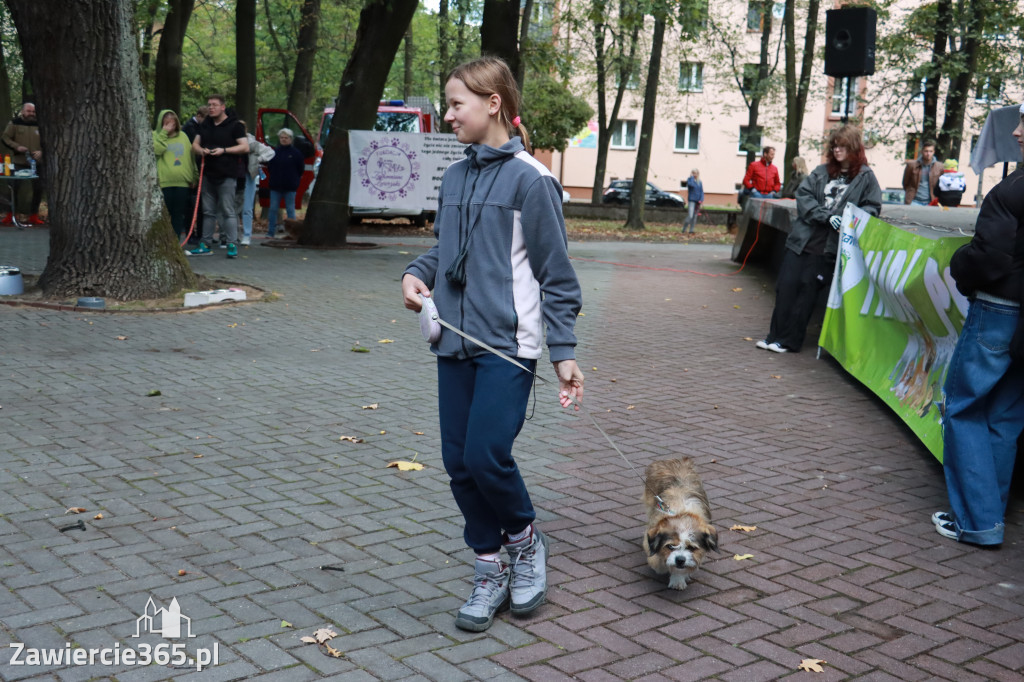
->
[741, 146, 782, 199]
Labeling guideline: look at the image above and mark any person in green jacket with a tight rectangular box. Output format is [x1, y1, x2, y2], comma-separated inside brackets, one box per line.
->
[153, 109, 198, 239]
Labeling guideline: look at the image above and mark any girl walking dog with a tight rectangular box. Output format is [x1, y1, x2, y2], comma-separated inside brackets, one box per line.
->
[402, 57, 584, 632]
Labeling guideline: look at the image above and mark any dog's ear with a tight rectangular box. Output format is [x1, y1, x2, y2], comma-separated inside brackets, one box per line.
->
[646, 531, 669, 556]
[700, 528, 719, 553]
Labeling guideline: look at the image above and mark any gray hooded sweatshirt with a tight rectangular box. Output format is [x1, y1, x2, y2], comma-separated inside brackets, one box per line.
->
[405, 138, 581, 362]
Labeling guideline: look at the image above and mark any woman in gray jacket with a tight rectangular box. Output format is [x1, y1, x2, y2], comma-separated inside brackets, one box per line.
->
[756, 125, 882, 353]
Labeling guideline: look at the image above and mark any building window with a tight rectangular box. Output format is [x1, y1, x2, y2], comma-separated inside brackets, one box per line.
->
[614, 71, 641, 91]
[738, 125, 762, 155]
[747, 2, 783, 31]
[679, 62, 704, 92]
[675, 123, 700, 153]
[610, 120, 637, 149]
[741, 63, 760, 95]
[831, 77, 859, 117]
[911, 75, 927, 102]
[975, 75, 1003, 102]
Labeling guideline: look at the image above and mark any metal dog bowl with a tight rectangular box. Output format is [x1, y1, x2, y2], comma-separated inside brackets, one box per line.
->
[77, 297, 105, 309]
[0, 265, 23, 295]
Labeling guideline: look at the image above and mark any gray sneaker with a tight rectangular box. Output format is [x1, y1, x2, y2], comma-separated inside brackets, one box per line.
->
[505, 528, 549, 615]
[454, 558, 510, 632]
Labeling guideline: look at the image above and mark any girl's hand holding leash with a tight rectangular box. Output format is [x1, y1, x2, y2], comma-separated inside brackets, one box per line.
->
[554, 360, 584, 410]
[402, 274, 430, 312]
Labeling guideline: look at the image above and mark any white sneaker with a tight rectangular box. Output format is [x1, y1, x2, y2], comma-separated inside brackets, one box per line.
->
[505, 527, 549, 615]
[755, 339, 770, 350]
[241, 236, 251, 246]
[766, 342, 789, 353]
[454, 558, 510, 632]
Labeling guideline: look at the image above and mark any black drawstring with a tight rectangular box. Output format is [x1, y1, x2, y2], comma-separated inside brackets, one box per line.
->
[445, 153, 510, 287]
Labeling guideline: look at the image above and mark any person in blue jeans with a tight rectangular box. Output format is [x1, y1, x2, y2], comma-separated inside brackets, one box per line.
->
[683, 168, 703, 234]
[933, 106, 1024, 547]
[402, 57, 583, 633]
[267, 128, 305, 239]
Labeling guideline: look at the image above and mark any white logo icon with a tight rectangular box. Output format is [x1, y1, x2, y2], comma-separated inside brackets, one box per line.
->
[133, 597, 195, 639]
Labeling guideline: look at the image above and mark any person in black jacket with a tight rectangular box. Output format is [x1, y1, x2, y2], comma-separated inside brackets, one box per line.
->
[266, 128, 305, 239]
[932, 106, 1024, 547]
[756, 125, 882, 353]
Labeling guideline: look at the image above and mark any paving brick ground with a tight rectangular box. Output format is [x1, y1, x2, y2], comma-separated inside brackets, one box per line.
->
[0, 226, 1022, 681]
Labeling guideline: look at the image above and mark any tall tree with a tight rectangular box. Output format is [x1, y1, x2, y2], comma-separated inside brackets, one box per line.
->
[302, 0, 419, 246]
[153, 0, 196, 117]
[286, 0, 321, 123]
[236, 0, 257, 126]
[515, 0, 535, 90]
[937, 0, 985, 160]
[5, 0, 195, 298]
[480, 0, 520, 77]
[783, 0, 819, 186]
[0, 11, 12, 121]
[403, 25, 414, 100]
[921, 0, 952, 143]
[582, 0, 640, 205]
[138, 0, 161, 94]
[623, 10, 665, 230]
[437, 0, 451, 129]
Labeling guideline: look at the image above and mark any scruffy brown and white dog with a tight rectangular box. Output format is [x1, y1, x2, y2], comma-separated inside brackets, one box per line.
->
[642, 457, 718, 590]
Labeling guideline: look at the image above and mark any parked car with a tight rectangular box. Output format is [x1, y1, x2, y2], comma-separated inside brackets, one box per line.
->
[881, 188, 906, 205]
[602, 180, 686, 208]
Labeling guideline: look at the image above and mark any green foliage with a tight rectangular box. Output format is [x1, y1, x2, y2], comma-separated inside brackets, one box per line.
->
[522, 73, 593, 151]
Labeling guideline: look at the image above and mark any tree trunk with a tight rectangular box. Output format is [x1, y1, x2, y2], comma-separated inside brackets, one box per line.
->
[745, 0, 773, 168]
[153, 0, 195, 118]
[921, 0, 951, 143]
[456, 0, 470, 63]
[480, 0, 519, 76]
[302, 0, 419, 246]
[783, 0, 818, 185]
[938, 0, 984, 160]
[516, 0, 534, 91]
[262, 0, 291, 83]
[236, 0, 256, 127]
[590, 0, 638, 206]
[437, 0, 450, 130]
[404, 24, 414, 100]
[5, 0, 195, 299]
[139, 0, 160, 96]
[624, 15, 665, 231]
[286, 0, 321, 124]
[0, 12, 12, 123]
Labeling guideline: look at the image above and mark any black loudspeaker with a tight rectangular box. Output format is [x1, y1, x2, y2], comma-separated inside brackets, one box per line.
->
[824, 7, 877, 77]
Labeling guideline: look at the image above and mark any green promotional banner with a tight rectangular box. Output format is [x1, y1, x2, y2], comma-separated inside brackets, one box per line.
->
[819, 206, 972, 461]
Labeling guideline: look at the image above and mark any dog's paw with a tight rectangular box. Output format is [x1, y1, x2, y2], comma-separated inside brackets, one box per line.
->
[667, 574, 689, 590]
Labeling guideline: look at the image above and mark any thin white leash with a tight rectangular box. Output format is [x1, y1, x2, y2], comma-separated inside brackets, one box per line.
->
[419, 294, 673, 514]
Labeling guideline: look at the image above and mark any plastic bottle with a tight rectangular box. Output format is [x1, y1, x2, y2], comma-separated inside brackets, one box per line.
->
[3, 155, 9, 176]
[29, 158, 36, 176]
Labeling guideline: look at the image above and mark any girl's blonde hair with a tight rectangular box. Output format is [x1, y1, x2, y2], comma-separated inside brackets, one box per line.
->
[791, 156, 808, 176]
[691, 168, 700, 178]
[448, 57, 531, 153]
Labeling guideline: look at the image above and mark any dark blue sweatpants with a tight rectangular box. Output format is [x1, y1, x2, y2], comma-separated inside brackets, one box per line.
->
[438, 354, 536, 554]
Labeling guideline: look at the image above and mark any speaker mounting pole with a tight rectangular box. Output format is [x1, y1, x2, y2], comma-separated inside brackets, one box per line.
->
[842, 77, 853, 124]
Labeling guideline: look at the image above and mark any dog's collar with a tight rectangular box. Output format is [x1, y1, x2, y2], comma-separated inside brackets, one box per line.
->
[655, 495, 675, 515]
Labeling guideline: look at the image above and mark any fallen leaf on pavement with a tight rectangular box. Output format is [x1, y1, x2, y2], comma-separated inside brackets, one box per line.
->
[193, 454, 203, 458]
[626, 405, 635, 410]
[178, 569, 187, 576]
[147, 390, 162, 397]
[65, 507, 87, 514]
[378, 339, 394, 344]
[388, 460, 424, 471]
[313, 628, 338, 644]
[281, 620, 293, 628]
[413, 431, 424, 435]
[361, 403, 379, 410]
[93, 513, 104, 520]
[732, 287, 743, 292]
[743, 337, 754, 341]
[798, 659, 826, 673]
[770, 374, 781, 379]
[116, 336, 128, 341]
[326, 645, 343, 658]
[730, 525, 757, 532]
[351, 346, 369, 353]
[733, 553, 754, 561]
[339, 436, 364, 443]
[300, 636, 317, 644]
